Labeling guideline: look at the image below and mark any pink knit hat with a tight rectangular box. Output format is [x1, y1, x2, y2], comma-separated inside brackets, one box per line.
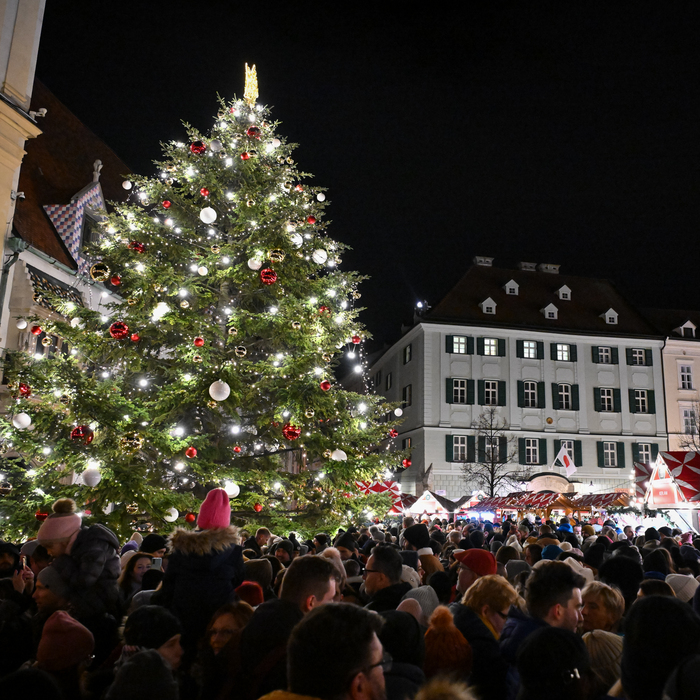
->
[197, 488, 231, 529]
[37, 611, 94, 671]
[37, 498, 82, 544]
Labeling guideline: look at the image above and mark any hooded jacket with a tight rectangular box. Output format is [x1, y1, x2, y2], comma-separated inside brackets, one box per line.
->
[364, 581, 413, 612]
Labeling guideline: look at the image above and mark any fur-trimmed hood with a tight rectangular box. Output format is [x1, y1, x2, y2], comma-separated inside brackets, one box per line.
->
[169, 526, 240, 557]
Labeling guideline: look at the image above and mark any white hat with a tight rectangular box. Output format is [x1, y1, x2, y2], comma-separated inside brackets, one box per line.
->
[666, 573, 699, 603]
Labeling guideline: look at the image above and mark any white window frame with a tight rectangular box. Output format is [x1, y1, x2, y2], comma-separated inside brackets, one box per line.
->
[600, 388, 614, 412]
[403, 344, 412, 364]
[559, 383, 572, 410]
[561, 440, 575, 460]
[386, 373, 392, 391]
[634, 389, 648, 414]
[680, 365, 694, 390]
[452, 336, 468, 354]
[453, 436, 467, 462]
[603, 442, 617, 467]
[453, 379, 468, 404]
[523, 381, 537, 408]
[485, 437, 499, 462]
[682, 408, 697, 435]
[483, 338, 498, 356]
[522, 340, 537, 359]
[638, 443, 652, 463]
[631, 348, 645, 366]
[556, 344, 570, 361]
[402, 384, 412, 407]
[484, 380, 498, 406]
[598, 347, 612, 364]
[525, 438, 539, 465]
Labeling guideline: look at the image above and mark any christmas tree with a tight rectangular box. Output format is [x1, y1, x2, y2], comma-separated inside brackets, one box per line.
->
[0, 66, 401, 539]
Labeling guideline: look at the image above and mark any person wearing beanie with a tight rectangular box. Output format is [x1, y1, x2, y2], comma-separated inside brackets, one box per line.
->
[423, 606, 473, 681]
[272, 538, 295, 567]
[582, 629, 623, 697]
[333, 530, 359, 561]
[140, 534, 168, 557]
[121, 540, 139, 556]
[453, 549, 497, 595]
[154, 488, 244, 659]
[243, 558, 275, 600]
[403, 523, 445, 582]
[122, 605, 183, 671]
[106, 649, 179, 700]
[665, 573, 700, 603]
[33, 566, 71, 615]
[378, 609, 426, 700]
[235, 580, 264, 607]
[401, 585, 440, 625]
[0, 540, 20, 578]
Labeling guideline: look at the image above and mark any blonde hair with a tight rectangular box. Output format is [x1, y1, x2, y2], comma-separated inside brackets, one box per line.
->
[461, 574, 521, 612]
[581, 581, 625, 629]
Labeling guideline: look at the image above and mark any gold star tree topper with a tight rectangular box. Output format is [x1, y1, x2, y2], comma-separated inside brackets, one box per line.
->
[244, 63, 258, 104]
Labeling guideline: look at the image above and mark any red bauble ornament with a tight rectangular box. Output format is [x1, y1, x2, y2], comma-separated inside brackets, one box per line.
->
[320, 380, 332, 392]
[71, 425, 94, 445]
[193, 336, 205, 347]
[18, 383, 31, 397]
[190, 140, 206, 155]
[110, 274, 122, 286]
[240, 152, 250, 161]
[185, 446, 197, 459]
[130, 333, 140, 342]
[351, 335, 362, 344]
[307, 215, 316, 224]
[295, 184, 303, 192]
[233, 446, 242, 454]
[162, 200, 172, 209]
[30, 325, 42, 336]
[254, 503, 263, 513]
[246, 126, 261, 139]
[109, 322, 129, 339]
[200, 187, 210, 197]
[35, 510, 49, 522]
[282, 423, 302, 441]
[185, 513, 196, 523]
[128, 241, 145, 253]
[402, 459, 412, 468]
[260, 268, 278, 285]
[389, 429, 398, 438]
[318, 305, 330, 315]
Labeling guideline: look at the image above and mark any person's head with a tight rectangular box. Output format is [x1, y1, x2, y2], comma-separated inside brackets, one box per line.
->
[523, 543, 542, 567]
[402, 517, 415, 530]
[244, 557, 273, 591]
[33, 566, 70, 613]
[123, 606, 183, 670]
[36, 499, 82, 557]
[279, 555, 337, 612]
[334, 531, 358, 561]
[287, 603, 387, 700]
[118, 552, 153, 591]
[623, 525, 634, 540]
[0, 542, 19, 575]
[495, 545, 519, 566]
[344, 559, 361, 578]
[598, 555, 644, 612]
[36, 611, 94, 673]
[105, 650, 178, 700]
[206, 602, 254, 653]
[274, 539, 294, 565]
[255, 527, 271, 546]
[364, 544, 403, 597]
[580, 581, 625, 633]
[638, 578, 676, 598]
[402, 524, 431, 551]
[582, 629, 624, 698]
[462, 574, 520, 637]
[314, 533, 329, 549]
[526, 561, 585, 631]
[454, 549, 497, 594]
[139, 534, 168, 557]
[643, 549, 672, 577]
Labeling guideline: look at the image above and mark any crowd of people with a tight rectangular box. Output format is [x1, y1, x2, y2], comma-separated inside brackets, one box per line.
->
[1, 487, 700, 700]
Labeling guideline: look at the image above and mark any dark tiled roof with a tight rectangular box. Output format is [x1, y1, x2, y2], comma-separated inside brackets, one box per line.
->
[642, 308, 700, 338]
[424, 264, 660, 337]
[26, 264, 83, 311]
[13, 80, 131, 268]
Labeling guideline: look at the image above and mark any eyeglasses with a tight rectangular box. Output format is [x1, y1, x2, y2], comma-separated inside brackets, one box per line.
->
[495, 610, 509, 621]
[365, 652, 393, 674]
[363, 568, 381, 577]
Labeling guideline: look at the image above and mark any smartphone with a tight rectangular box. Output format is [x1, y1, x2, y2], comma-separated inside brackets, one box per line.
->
[20, 555, 27, 569]
[151, 557, 162, 571]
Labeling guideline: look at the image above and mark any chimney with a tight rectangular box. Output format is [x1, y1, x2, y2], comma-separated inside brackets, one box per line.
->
[518, 262, 537, 271]
[473, 256, 494, 267]
[537, 263, 560, 274]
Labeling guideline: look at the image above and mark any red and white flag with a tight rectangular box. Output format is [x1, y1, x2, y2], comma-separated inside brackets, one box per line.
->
[555, 445, 577, 477]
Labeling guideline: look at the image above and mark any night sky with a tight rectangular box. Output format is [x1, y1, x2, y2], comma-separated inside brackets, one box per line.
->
[35, 4, 700, 348]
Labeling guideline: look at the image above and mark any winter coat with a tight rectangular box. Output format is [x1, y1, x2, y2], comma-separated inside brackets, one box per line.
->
[385, 662, 426, 700]
[155, 526, 244, 649]
[364, 581, 413, 613]
[243, 535, 262, 557]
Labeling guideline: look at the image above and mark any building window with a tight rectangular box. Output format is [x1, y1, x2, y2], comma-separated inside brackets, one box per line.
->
[681, 365, 694, 390]
[483, 338, 498, 356]
[402, 384, 412, 407]
[525, 438, 539, 465]
[683, 408, 697, 435]
[600, 388, 614, 412]
[548, 311, 556, 319]
[485, 437, 499, 462]
[453, 436, 467, 461]
[522, 341, 537, 359]
[560, 440, 575, 460]
[598, 347, 612, 364]
[452, 336, 468, 354]
[403, 345, 412, 364]
[638, 443, 652, 463]
[506, 286, 517, 295]
[374, 370, 382, 388]
[634, 389, 648, 414]
[556, 344, 570, 361]
[631, 349, 645, 366]
[603, 442, 618, 467]
[683, 325, 696, 338]
[484, 380, 498, 406]
[559, 384, 572, 410]
[386, 373, 392, 391]
[453, 379, 468, 404]
[485, 304, 494, 314]
[523, 381, 537, 408]
[402, 437, 412, 450]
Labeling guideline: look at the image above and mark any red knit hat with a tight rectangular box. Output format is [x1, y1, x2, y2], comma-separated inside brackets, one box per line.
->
[453, 549, 497, 576]
[235, 580, 264, 607]
[197, 488, 231, 529]
[37, 611, 94, 671]
[424, 606, 473, 679]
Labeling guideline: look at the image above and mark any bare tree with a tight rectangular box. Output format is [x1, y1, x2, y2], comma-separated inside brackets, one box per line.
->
[678, 400, 700, 452]
[458, 407, 520, 497]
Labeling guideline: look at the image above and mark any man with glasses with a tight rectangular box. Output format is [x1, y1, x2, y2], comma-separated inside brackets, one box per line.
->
[363, 544, 412, 613]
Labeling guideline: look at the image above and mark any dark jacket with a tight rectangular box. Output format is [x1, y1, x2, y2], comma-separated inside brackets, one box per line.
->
[385, 662, 426, 700]
[155, 526, 244, 649]
[450, 603, 509, 700]
[365, 581, 413, 613]
[243, 535, 262, 558]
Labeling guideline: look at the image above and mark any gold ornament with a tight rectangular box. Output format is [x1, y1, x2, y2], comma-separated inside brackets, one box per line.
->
[322, 354, 332, 362]
[126, 503, 139, 514]
[277, 156, 285, 164]
[211, 245, 221, 254]
[305, 409, 315, 418]
[244, 62, 258, 104]
[352, 291, 361, 299]
[90, 262, 111, 282]
[286, 157, 294, 165]
[128, 298, 137, 306]
[120, 432, 144, 453]
[180, 300, 190, 309]
[234, 346, 247, 358]
[193, 355, 203, 363]
[0, 482, 12, 495]
[59, 394, 71, 406]
[269, 249, 285, 263]
[207, 400, 218, 409]
[41, 337, 52, 347]
[291, 321, 301, 330]
[249, 149, 257, 157]
[228, 327, 238, 336]
[154, 284, 165, 292]
[246, 199, 255, 207]
[323, 450, 331, 459]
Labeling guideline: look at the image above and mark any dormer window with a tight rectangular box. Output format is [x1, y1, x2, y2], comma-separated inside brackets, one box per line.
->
[602, 308, 618, 325]
[676, 321, 697, 338]
[480, 297, 497, 315]
[504, 279, 519, 296]
[557, 285, 572, 301]
[542, 303, 558, 320]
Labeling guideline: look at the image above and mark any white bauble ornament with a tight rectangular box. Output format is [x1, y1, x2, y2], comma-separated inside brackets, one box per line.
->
[82, 468, 102, 487]
[312, 249, 328, 264]
[122, 180, 132, 190]
[271, 138, 281, 148]
[316, 193, 326, 202]
[12, 413, 31, 430]
[197, 266, 208, 276]
[15, 318, 27, 330]
[394, 408, 404, 417]
[247, 258, 263, 270]
[199, 207, 217, 224]
[70, 317, 84, 329]
[164, 507, 179, 522]
[209, 380, 231, 401]
[289, 232, 303, 248]
[210, 139, 223, 152]
[224, 481, 240, 498]
[330, 449, 348, 461]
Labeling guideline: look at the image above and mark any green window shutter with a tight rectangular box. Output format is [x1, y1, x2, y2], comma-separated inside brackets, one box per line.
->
[572, 384, 580, 410]
[476, 337, 485, 355]
[611, 347, 619, 364]
[477, 380, 485, 405]
[517, 381, 525, 408]
[550, 343, 557, 360]
[467, 337, 474, 355]
[498, 339, 506, 356]
[645, 349, 653, 366]
[632, 444, 640, 463]
[445, 435, 453, 462]
[498, 381, 507, 406]
[570, 345, 578, 362]
[537, 382, 546, 408]
[648, 390, 656, 414]
[574, 441, 582, 465]
[594, 388, 602, 412]
[651, 444, 659, 460]
[518, 438, 526, 465]
[499, 436, 508, 462]
[446, 378, 454, 404]
[617, 443, 626, 469]
[538, 439, 547, 465]
[477, 436, 486, 462]
[592, 346, 600, 363]
[628, 389, 637, 413]
[626, 348, 634, 365]
[516, 340, 524, 358]
[613, 389, 622, 413]
[445, 335, 454, 353]
[537, 341, 544, 359]
[467, 380, 475, 405]
[551, 383, 560, 410]
[467, 436, 476, 462]
[554, 439, 561, 456]
[597, 442, 605, 467]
